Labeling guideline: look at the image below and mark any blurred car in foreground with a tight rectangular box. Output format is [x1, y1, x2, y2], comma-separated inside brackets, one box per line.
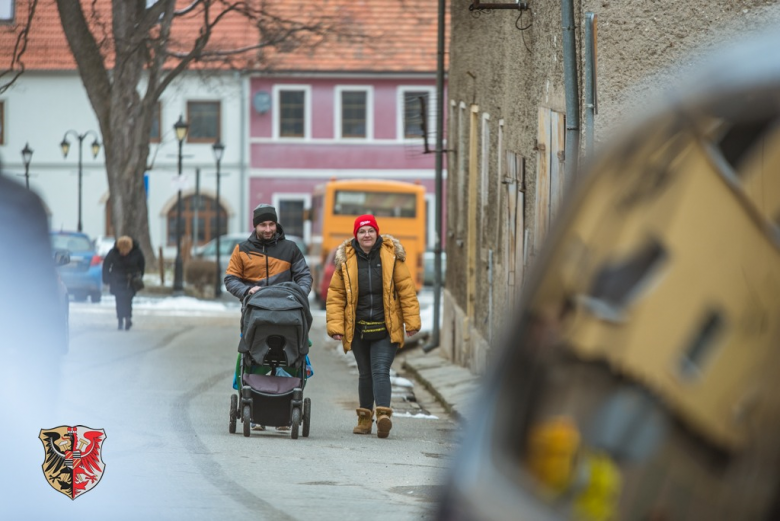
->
[439, 33, 780, 521]
[52, 249, 70, 350]
[50, 231, 103, 302]
[195, 232, 309, 276]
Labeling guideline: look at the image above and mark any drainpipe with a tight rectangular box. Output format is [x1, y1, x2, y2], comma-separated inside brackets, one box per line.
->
[584, 12, 597, 157]
[562, 0, 580, 187]
[422, 0, 446, 353]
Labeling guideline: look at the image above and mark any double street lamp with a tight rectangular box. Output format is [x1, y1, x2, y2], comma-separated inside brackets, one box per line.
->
[173, 115, 190, 294]
[61, 130, 101, 232]
[212, 141, 225, 297]
[21, 143, 33, 189]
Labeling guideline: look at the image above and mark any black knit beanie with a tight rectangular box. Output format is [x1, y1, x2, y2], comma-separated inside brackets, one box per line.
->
[253, 204, 278, 227]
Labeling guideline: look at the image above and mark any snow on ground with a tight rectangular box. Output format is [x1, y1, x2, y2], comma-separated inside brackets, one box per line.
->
[69, 294, 241, 317]
[390, 376, 414, 388]
[394, 411, 439, 419]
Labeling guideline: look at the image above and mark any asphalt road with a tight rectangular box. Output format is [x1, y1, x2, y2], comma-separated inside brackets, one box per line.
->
[10, 297, 457, 520]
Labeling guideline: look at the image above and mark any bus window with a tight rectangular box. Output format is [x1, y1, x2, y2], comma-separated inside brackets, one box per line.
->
[333, 190, 417, 218]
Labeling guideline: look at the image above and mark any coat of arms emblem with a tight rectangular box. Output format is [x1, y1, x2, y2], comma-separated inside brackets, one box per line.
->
[39, 426, 106, 499]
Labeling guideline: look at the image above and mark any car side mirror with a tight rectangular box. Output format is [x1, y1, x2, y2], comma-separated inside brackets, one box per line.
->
[53, 249, 70, 267]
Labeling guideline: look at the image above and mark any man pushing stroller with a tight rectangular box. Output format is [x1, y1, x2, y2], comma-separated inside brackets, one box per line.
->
[224, 204, 312, 430]
[224, 204, 312, 299]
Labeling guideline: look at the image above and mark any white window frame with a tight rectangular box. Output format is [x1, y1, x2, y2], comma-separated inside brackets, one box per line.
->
[397, 86, 436, 142]
[272, 192, 312, 243]
[272, 84, 312, 140]
[457, 101, 467, 234]
[0, 0, 14, 22]
[334, 85, 373, 141]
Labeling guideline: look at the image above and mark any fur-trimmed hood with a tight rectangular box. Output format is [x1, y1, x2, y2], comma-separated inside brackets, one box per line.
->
[334, 234, 406, 269]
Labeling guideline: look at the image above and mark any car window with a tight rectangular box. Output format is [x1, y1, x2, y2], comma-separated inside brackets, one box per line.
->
[51, 234, 92, 252]
[223, 240, 240, 255]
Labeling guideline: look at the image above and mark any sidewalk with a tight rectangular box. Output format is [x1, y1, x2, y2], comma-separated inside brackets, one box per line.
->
[399, 348, 483, 422]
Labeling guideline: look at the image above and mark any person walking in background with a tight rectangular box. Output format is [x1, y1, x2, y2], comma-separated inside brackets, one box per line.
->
[102, 236, 145, 330]
[326, 214, 421, 439]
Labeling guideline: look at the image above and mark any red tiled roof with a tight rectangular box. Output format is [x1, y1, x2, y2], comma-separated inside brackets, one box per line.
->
[0, 0, 447, 74]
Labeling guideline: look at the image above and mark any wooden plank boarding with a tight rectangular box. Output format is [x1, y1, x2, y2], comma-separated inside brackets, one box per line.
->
[535, 107, 552, 253]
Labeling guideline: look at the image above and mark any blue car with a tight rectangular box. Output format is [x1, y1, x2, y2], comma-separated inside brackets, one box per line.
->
[50, 231, 103, 302]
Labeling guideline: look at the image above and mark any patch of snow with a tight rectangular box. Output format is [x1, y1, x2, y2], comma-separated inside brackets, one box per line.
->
[390, 376, 414, 388]
[394, 412, 439, 420]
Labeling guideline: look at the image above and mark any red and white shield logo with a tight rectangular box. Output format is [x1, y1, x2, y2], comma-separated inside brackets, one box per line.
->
[39, 425, 106, 499]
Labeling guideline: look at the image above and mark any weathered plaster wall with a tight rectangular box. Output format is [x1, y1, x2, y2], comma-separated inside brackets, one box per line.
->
[444, 0, 780, 373]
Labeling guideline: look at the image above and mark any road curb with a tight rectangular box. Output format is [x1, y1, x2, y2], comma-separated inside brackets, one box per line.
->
[401, 349, 482, 423]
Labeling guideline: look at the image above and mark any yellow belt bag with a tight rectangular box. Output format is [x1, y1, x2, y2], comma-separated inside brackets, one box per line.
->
[357, 320, 388, 341]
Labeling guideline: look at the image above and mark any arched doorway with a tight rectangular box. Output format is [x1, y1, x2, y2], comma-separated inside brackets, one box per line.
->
[166, 194, 227, 246]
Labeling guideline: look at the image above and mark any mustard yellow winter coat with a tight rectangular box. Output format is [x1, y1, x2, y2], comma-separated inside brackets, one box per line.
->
[326, 235, 421, 353]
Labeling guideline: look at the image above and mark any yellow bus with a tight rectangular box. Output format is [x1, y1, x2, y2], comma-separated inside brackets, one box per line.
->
[310, 179, 426, 303]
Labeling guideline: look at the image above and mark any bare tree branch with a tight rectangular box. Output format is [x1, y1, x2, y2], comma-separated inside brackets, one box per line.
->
[55, 0, 111, 125]
[0, 0, 38, 95]
[174, 0, 205, 17]
[47, 0, 365, 264]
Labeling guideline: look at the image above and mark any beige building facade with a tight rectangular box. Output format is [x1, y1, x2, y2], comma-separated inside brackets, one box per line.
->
[443, 0, 780, 373]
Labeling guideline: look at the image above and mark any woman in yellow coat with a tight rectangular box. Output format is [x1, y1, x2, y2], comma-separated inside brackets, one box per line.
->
[326, 215, 421, 438]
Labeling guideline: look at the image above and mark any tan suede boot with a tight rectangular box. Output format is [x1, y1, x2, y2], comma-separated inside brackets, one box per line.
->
[375, 406, 393, 438]
[353, 408, 373, 434]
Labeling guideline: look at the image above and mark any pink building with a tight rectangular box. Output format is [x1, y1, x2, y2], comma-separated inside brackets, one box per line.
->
[245, 1, 448, 253]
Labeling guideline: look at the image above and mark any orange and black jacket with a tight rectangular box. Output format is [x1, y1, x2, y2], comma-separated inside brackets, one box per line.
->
[224, 224, 312, 299]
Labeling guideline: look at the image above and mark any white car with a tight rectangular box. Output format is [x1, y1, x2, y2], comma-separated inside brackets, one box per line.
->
[94, 236, 115, 260]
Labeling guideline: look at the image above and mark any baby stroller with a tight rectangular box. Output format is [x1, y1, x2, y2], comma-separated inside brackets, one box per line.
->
[228, 282, 313, 439]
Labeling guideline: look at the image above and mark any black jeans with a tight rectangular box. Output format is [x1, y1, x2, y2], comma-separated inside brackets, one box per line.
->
[351, 333, 398, 409]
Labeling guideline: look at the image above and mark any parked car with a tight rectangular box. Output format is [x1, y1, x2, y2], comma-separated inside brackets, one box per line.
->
[423, 250, 446, 286]
[50, 231, 103, 302]
[194, 233, 309, 276]
[93, 235, 115, 260]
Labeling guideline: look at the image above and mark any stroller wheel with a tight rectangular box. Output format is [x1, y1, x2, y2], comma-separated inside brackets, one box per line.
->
[290, 407, 301, 439]
[229, 394, 237, 434]
[302, 397, 311, 438]
[242, 405, 251, 437]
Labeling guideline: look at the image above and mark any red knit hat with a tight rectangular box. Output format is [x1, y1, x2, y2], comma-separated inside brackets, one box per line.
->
[353, 214, 380, 237]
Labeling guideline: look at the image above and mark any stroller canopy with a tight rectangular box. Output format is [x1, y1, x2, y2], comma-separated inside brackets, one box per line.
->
[240, 282, 313, 367]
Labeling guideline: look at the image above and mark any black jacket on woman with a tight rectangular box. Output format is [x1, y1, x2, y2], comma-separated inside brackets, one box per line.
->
[102, 240, 145, 296]
[353, 236, 385, 323]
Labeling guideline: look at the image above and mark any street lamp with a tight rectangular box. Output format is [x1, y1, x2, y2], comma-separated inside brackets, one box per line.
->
[212, 141, 225, 297]
[61, 130, 101, 232]
[21, 143, 33, 189]
[173, 115, 189, 294]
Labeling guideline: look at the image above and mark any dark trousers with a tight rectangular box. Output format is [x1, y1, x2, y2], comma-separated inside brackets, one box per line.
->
[351, 333, 398, 409]
[115, 291, 134, 319]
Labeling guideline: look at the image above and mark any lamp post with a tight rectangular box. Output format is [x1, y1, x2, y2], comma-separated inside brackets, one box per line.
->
[173, 115, 189, 294]
[61, 130, 101, 232]
[21, 143, 33, 189]
[212, 141, 225, 297]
